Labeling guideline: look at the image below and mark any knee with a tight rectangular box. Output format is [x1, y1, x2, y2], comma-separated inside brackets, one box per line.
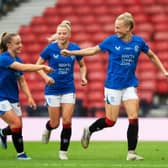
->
[11, 118, 22, 129]
[62, 118, 72, 126]
[50, 120, 59, 129]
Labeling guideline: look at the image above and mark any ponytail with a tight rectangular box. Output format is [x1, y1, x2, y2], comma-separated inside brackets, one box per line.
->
[0, 32, 18, 53]
[0, 32, 8, 53]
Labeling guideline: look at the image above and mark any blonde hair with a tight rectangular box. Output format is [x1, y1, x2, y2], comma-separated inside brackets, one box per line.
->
[116, 12, 134, 30]
[61, 20, 71, 27]
[57, 20, 71, 32]
[0, 32, 18, 53]
[47, 20, 71, 42]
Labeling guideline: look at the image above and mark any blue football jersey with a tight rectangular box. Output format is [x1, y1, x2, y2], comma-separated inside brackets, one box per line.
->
[0, 51, 23, 102]
[40, 42, 83, 95]
[99, 34, 149, 89]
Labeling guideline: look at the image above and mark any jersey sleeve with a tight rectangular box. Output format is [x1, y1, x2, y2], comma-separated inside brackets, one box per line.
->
[141, 38, 149, 53]
[0, 55, 15, 68]
[73, 44, 83, 61]
[40, 45, 51, 60]
[16, 57, 24, 76]
[98, 36, 112, 52]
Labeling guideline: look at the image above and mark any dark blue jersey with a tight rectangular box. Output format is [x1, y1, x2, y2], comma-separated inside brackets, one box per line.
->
[99, 34, 149, 89]
[40, 42, 83, 95]
[0, 51, 23, 102]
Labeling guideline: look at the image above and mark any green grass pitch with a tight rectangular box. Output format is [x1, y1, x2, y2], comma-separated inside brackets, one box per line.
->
[1, 141, 168, 168]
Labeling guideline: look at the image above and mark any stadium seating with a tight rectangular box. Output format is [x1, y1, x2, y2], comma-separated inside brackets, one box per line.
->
[18, 0, 168, 116]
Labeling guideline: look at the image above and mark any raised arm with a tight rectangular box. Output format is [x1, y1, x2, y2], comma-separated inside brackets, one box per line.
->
[61, 45, 101, 56]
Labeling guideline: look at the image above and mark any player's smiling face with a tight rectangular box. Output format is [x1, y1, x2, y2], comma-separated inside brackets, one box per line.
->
[57, 26, 71, 44]
[114, 19, 130, 39]
[8, 35, 22, 55]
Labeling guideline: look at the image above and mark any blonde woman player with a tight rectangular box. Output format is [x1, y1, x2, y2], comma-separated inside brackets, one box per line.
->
[36, 21, 87, 160]
[61, 12, 168, 160]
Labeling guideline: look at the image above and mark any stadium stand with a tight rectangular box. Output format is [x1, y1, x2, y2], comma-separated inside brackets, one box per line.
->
[1, 0, 167, 117]
[0, 0, 25, 16]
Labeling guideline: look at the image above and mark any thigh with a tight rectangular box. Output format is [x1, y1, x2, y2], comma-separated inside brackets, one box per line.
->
[122, 87, 139, 119]
[48, 106, 61, 122]
[61, 103, 75, 124]
[1, 110, 21, 128]
[45, 95, 61, 123]
[123, 99, 139, 119]
[61, 93, 75, 124]
[104, 88, 122, 121]
[105, 104, 120, 122]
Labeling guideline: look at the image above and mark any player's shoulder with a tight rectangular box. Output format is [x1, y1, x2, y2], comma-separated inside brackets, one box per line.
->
[132, 34, 146, 42]
[0, 51, 10, 59]
[69, 42, 80, 50]
[104, 34, 118, 42]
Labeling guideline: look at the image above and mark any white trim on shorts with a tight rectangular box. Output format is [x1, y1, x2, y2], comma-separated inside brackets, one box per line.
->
[45, 93, 76, 107]
[0, 100, 22, 116]
[104, 87, 138, 105]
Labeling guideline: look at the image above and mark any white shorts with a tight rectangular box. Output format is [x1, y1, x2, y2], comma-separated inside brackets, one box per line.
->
[0, 100, 22, 116]
[104, 87, 138, 105]
[45, 93, 76, 107]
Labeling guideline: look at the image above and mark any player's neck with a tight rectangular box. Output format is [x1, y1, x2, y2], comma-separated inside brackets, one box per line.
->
[58, 41, 69, 49]
[123, 33, 132, 42]
[8, 50, 16, 58]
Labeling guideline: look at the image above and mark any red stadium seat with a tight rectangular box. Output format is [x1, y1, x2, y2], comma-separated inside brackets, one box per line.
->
[135, 23, 153, 33]
[151, 14, 167, 24]
[155, 0, 168, 4]
[30, 16, 45, 27]
[138, 91, 154, 103]
[88, 82, 104, 92]
[155, 41, 168, 51]
[92, 5, 108, 15]
[19, 26, 32, 36]
[154, 32, 168, 41]
[43, 7, 57, 17]
[74, 6, 92, 16]
[140, 0, 156, 5]
[88, 71, 106, 82]
[31, 24, 48, 35]
[21, 34, 37, 45]
[156, 80, 168, 94]
[85, 23, 102, 34]
[154, 23, 168, 32]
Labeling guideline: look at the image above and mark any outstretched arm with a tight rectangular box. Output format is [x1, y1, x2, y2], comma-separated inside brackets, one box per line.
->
[146, 49, 168, 77]
[10, 61, 53, 73]
[61, 45, 101, 56]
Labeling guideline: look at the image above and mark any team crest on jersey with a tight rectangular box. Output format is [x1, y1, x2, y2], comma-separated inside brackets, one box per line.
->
[134, 45, 139, 52]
